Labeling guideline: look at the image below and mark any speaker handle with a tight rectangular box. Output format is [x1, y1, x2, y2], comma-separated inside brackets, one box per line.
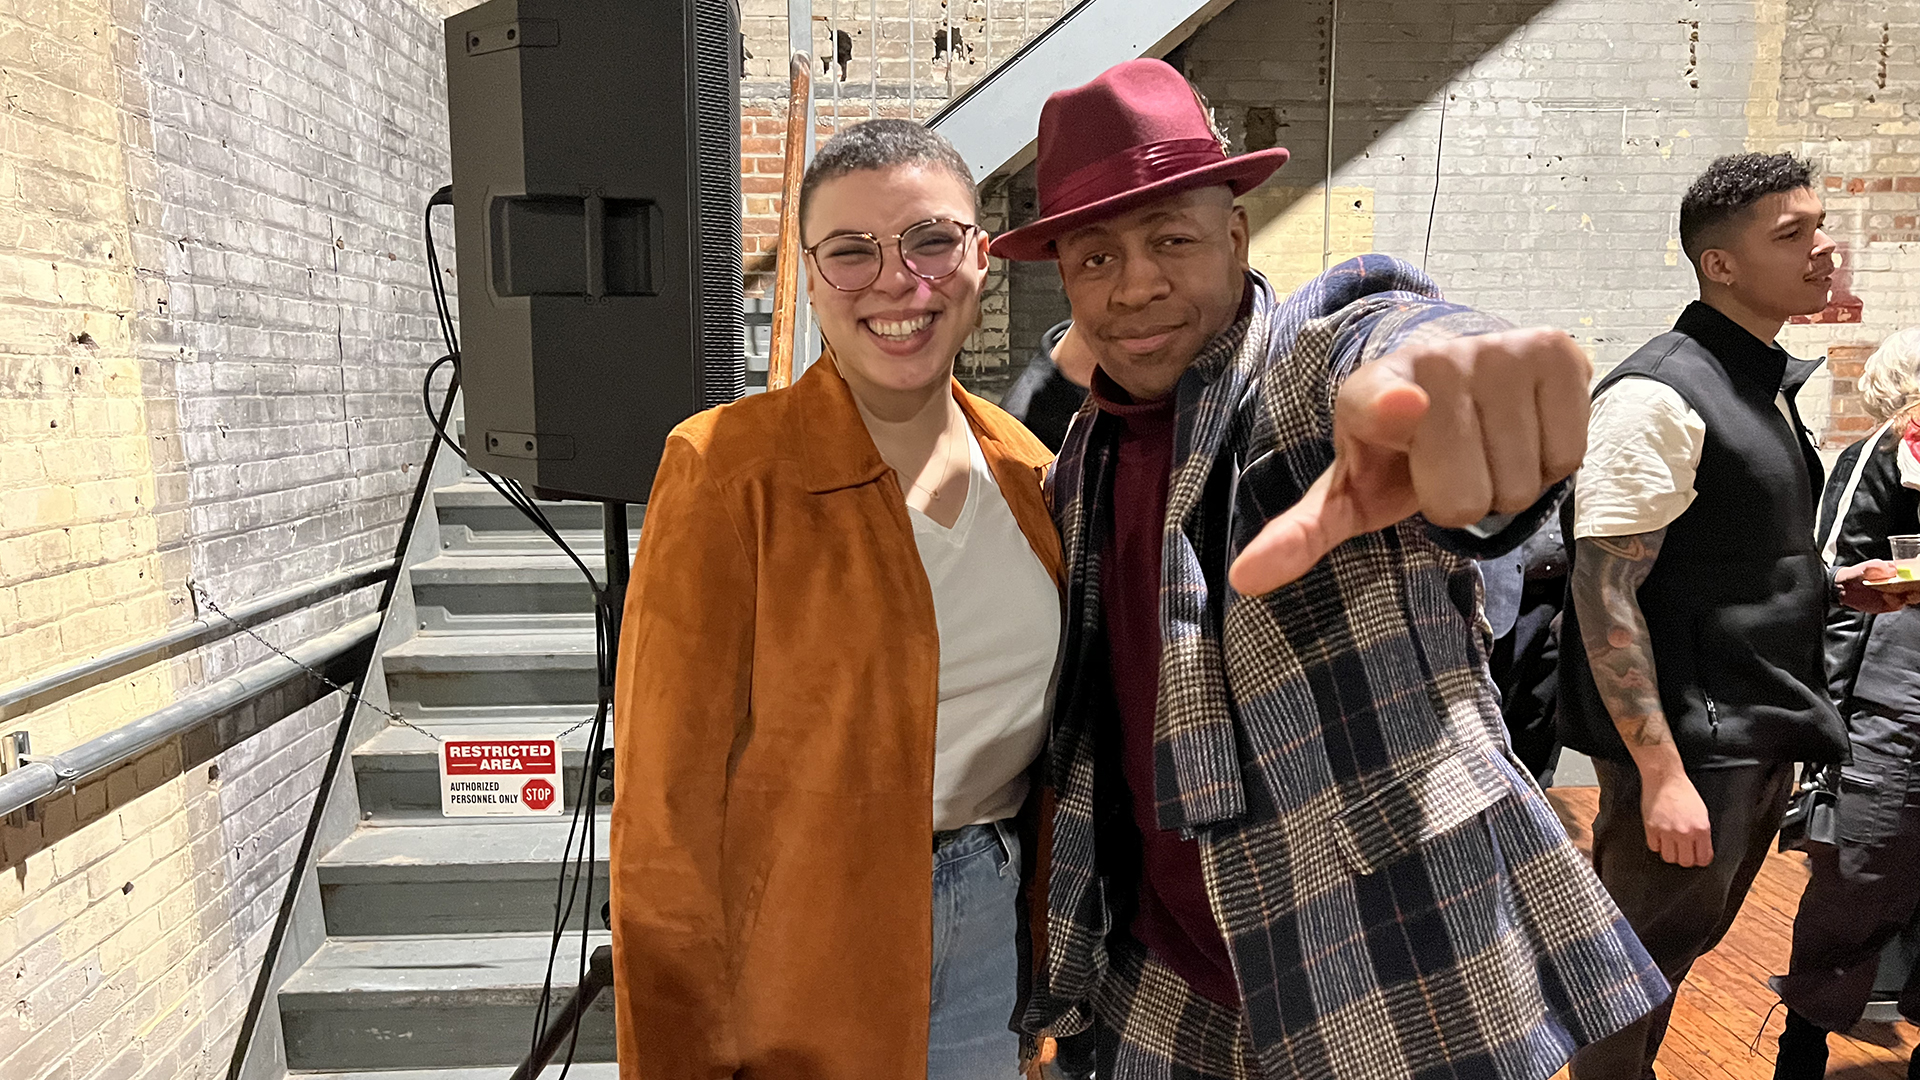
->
[583, 193, 607, 300]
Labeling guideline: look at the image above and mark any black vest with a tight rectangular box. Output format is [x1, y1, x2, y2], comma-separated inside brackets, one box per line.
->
[1559, 302, 1848, 767]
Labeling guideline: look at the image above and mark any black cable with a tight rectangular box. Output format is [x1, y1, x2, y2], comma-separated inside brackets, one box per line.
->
[1422, 92, 1450, 273]
[420, 355, 599, 589]
[562, 688, 611, 1075]
[534, 617, 609, 1033]
[530, 589, 616, 1076]
[426, 187, 459, 357]
[422, 185, 612, 1077]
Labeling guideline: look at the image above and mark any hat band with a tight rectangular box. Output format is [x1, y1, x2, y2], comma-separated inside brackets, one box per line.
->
[1043, 138, 1229, 217]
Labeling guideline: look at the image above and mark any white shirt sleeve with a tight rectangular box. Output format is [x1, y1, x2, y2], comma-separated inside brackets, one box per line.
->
[1901, 420, 1920, 496]
[1572, 376, 1708, 539]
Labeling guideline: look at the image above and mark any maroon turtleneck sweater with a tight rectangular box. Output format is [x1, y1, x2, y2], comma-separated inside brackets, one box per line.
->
[1089, 369, 1240, 1010]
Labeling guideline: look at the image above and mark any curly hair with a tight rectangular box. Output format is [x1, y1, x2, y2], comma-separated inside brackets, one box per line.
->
[798, 119, 977, 239]
[1859, 327, 1920, 423]
[1678, 152, 1816, 267]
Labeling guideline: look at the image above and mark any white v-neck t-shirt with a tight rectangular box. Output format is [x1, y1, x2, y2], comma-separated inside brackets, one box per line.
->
[909, 426, 1062, 831]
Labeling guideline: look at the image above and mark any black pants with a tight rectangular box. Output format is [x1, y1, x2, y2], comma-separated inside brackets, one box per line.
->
[1570, 759, 1794, 1080]
[1048, 1031, 1097, 1080]
[1777, 704, 1920, 1031]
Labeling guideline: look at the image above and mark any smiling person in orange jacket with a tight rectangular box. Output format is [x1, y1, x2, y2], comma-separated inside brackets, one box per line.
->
[609, 119, 1063, 1079]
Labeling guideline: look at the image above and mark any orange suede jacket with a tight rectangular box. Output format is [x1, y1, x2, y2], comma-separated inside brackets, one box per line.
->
[610, 356, 1064, 1078]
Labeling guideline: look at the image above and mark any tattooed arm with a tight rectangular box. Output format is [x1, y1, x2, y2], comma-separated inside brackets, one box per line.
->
[1570, 529, 1714, 867]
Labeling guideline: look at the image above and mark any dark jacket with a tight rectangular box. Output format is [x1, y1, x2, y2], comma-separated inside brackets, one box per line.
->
[999, 320, 1088, 452]
[1820, 419, 1920, 716]
[1481, 510, 1571, 782]
[1559, 301, 1849, 768]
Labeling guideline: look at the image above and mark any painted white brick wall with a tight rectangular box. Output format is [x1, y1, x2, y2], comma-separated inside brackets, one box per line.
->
[133, 0, 453, 619]
[999, 0, 1920, 446]
[1, 692, 344, 1080]
[3, 0, 453, 1073]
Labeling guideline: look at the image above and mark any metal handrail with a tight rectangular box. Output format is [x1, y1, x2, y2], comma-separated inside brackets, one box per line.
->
[0, 557, 394, 722]
[0, 611, 382, 818]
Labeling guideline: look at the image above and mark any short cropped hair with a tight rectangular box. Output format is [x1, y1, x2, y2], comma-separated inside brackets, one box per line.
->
[1678, 152, 1816, 267]
[798, 119, 978, 237]
[1859, 327, 1920, 423]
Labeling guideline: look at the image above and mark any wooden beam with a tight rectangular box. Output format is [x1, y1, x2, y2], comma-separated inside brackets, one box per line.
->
[767, 52, 812, 392]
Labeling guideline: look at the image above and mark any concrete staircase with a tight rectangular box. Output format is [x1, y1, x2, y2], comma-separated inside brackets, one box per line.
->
[276, 477, 637, 1079]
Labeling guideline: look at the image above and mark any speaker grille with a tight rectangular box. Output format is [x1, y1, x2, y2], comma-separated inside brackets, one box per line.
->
[693, 0, 745, 408]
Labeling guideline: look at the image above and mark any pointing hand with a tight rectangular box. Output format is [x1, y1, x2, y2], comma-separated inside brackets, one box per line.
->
[1228, 327, 1591, 595]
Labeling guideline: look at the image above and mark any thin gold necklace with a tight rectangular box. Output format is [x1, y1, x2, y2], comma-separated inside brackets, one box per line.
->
[909, 414, 963, 503]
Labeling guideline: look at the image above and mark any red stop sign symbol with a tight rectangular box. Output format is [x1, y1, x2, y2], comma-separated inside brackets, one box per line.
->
[521, 778, 557, 811]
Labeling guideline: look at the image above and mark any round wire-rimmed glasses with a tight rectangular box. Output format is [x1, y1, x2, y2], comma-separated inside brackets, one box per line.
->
[803, 218, 982, 292]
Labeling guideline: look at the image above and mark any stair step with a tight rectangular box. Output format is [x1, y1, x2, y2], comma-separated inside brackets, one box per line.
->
[414, 553, 611, 582]
[291, 1060, 614, 1068]
[279, 933, 615, 1071]
[410, 553, 607, 626]
[436, 524, 612, 554]
[384, 632, 599, 665]
[435, 481, 644, 538]
[354, 719, 604, 821]
[318, 821, 610, 935]
[431, 520, 641, 560]
[383, 632, 599, 711]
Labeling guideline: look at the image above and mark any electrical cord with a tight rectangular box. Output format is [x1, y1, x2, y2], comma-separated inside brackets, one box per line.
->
[1422, 91, 1449, 273]
[425, 189, 614, 1080]
[420, 356, 598, 590]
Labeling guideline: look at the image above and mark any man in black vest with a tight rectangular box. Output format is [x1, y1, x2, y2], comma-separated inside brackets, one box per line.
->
[1559, 152, 1914, 1080]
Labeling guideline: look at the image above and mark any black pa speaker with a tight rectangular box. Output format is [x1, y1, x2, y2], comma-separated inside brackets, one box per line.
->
[444, 0, 743, 504]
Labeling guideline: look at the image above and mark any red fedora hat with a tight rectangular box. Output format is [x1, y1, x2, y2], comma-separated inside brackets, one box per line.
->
[990, 59, 1287, 262]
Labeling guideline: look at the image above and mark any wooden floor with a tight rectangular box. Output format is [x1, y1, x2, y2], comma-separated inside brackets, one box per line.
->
[1545, 787, 1918, 1080]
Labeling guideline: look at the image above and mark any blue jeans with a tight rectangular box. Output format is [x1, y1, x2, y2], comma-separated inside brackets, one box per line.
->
[928, 820, 1024, 1080]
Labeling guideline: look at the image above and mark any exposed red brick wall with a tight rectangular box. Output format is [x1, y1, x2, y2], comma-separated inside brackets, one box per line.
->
[1822, 174, 1920, 244]
[740, 101, 926, 297]
[1824, 341, 1883, 446]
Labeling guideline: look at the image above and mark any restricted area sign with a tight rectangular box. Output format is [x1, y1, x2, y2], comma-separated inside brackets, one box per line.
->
[439, 738, 564, 817]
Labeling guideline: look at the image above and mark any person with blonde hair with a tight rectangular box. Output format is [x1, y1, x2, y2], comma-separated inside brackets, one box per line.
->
[1861, 327, 1920, 422]
[1772, 327, 1920, 1079]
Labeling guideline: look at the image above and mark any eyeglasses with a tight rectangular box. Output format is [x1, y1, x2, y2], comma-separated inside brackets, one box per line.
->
[803, 219, 981, 292]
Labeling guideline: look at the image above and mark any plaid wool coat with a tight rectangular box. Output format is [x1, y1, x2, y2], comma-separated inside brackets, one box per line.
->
[1016, 257, 1667, 1079]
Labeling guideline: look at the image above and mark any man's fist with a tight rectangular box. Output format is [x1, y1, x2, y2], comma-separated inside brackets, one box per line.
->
[1641, 768, 1715, 867]
[1228, 327, 1592, 595]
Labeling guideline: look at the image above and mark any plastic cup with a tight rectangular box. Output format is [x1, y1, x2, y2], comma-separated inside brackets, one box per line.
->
[1892, 534, 1920, 580]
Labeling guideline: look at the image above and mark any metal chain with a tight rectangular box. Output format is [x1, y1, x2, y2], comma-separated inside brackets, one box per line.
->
[190, 585, 598, 744]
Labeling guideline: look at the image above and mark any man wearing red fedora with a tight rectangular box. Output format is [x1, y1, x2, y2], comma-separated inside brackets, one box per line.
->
[997, 59, 1666, 1079]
